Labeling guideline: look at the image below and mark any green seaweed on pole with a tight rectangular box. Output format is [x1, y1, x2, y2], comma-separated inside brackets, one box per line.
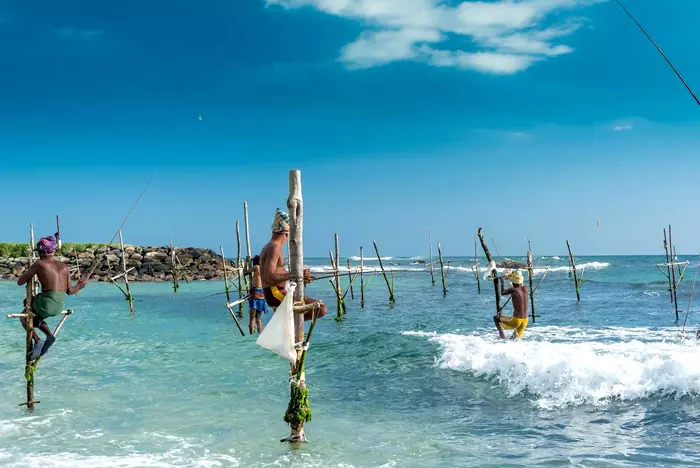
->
[170, 239, 179, 293]
[566, 240, 581, 302]
[373, 241, 395, 303]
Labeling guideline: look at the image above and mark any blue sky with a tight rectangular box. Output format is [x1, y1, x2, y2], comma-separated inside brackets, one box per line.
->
[1, 0, 699, 257]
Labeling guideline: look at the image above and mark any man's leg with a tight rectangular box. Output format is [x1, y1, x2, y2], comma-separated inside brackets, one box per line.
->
[493, 315, 506, 339]
[19, 317, 41, 344]
[255, 310, 264, 334]
[248, 307, 255, 335]
[303, 297, 327, 321]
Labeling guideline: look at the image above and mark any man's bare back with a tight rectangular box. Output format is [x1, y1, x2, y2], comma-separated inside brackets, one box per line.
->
[260, 241, 288, 288]
[34, 258, 70, 293]
[508, 285, 529, 319]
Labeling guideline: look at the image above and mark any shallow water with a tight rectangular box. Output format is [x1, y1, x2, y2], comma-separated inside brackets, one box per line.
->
[1, 255, 699, 467]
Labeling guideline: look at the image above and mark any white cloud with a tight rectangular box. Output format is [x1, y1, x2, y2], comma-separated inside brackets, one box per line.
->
[266, 0, 604, 73]
[613, 124, 633, 131]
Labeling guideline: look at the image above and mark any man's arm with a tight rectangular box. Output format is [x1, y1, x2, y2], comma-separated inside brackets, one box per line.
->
[499, 276, 513, 296]
[66, 269, 87, 295]
[17, 262, 39, 286]
[262, 249, 291, 285]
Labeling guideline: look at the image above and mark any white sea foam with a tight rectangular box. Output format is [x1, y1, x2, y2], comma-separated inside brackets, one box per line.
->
[403, 327, 700, 409]
[349, 256, 393, 261]
[309, 261, 609, 275]
[552, 256, 561, 260]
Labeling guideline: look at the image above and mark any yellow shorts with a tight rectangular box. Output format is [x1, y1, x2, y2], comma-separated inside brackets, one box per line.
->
[499, 316, 528, 338]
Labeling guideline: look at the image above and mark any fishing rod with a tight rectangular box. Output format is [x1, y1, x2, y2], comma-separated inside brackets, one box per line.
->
[614, 0, 700, 107]
[85, 172, 156, 281]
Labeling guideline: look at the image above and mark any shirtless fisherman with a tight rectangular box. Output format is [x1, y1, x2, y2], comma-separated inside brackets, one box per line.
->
[17, 235, 86, 359]
[493, 269, 529, 340]
[260, 208, 327, 321]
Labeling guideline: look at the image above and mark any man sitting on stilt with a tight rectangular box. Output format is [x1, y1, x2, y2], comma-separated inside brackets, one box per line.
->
[260, 208, 327, 321]
[493, 269, 529, 340]
[17, 235, 86, 359]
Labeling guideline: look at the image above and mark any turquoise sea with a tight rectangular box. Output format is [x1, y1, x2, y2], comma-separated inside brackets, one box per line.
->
[2, 254, 700, 467]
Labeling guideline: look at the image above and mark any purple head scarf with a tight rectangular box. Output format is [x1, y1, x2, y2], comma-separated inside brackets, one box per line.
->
[37, 236, 57, 255]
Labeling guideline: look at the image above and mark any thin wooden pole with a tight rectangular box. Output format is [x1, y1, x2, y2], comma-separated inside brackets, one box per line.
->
[429, 231, 435, 286]
[527, 239, 536, 323]
[437, 242, 447, 295]
[664, 228, 673, 302]
[477, 228, 501, 315]
[373, 241, 395, 303]
[55, 215, 62, 251]
[119, 230, 135, 314]
[23, 223, 38, 409]
[360, 247, 365, 308]
[347, 259, 354, 300]
[566, 240, 580, 302]
[220, 246, 231, 304]
[669, 225, 679, 321]
[284, 169, 310, 444]
[170, 239, 179, 293]
[334, 234, 343, 321]
[243, 201, 252, 293]
[236, 221, 244, 318]
[474, 233, 481, 294]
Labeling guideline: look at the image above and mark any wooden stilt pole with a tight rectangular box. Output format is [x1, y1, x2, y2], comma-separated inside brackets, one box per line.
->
[118, 230, 135, 315]
[527, 239, 536, 323]
[347, 259, 354, 300]
[373, 241, 395, 303]
[220, 246, 231, 304]
[664, 228, 673, 302]
[669, 225, 680, 321]
[566, 240, 580, 302]
[243, 201, 252, 292]
[477, 228, 501, 316]
[429, 231, 435, 286]
[334, 234, 343, 321]
[23, 223, 38, 409]
[474, 233, 481, 294]
[360, 247, 365, 308]
[236, 221, 244, 318]
[284, 169, 311, 444]
[437, 242, 447, 295]
[170, 239, 179, 293]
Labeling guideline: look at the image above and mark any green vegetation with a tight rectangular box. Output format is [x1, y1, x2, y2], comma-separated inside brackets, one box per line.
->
[0, 243, 107, 258]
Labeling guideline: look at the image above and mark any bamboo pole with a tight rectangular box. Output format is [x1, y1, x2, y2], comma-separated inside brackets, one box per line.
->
[669, 225, 679, 321]
[244, 201, 252, 292]
[334, 234, 343, 321]
[23, 223, 38, 409]
[474, 233, 481, 294]
[284, 169, 311, 444]
[527, 239, 536, 323]
[220, 246, 232, 305]
[236, 221, 244, 318]
[360, 247, 365, 309]
[347, 259, 354, 300]
[663, 228, 673, 302]
[373, 241, 395, 303]
[170, 239, 179, 293]
[566, 240, 580, 302]
[55, 215, 62, 251]
[429, 231, 435, 286]
[437, 242, 447, 295]
[477, 228, 501, 315]
[118, 231, 135, 314]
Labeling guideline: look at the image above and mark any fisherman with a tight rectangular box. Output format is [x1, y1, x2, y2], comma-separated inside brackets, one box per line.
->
[260, 208, 327, 321]
[17, 235, 87, 359]
[248, 255, 267, 334]
[493, 269, 529, 340]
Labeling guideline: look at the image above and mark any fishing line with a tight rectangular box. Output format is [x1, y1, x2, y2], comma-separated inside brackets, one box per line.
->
[614, 0, 700, 107]
[85, 172, 156, 280]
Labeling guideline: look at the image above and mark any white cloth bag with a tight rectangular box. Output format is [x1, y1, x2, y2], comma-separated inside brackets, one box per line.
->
[256, 281, 297, 364]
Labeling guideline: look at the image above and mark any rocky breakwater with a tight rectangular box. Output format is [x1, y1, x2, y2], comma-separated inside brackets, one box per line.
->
[0, 246, 239, 282]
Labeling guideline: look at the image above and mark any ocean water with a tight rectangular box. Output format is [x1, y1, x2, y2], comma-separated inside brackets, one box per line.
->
[1, 255, 700, 467]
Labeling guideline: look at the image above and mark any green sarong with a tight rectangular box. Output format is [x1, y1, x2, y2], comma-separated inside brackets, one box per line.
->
[32, 291, 67, 319]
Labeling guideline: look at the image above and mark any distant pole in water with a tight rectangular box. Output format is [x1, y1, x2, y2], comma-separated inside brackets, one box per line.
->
[664, 228, 673, 302]
[220, 246, 231, 303]
[118, 230, 135, 315]
[429, 231, 435, 286]
[236, 221, 244, 318]
[566, 240, 581, 302]
[527, 239, 536, 323]
[334, 233, 343, 321]
[360, 246, 365, 308]
[669, 225, 680, 321]
[474, 233, 481, 295]
[347, 259, 354, 300]
[613, 0, 700, 108]
[170, 239, 179, 293]
[373, 241, 395, 303]
[243, 201, 252, 295]
[478, 228, 501, 316]
[437, 242, 447, 296]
